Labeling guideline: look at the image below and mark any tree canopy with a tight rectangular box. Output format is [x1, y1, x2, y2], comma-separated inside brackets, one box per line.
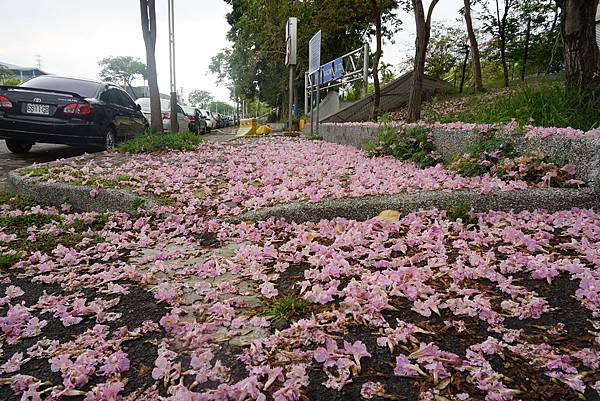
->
[98, 56, 147, 87]
[212, 0, 400, 110]
[189, 90, 214, 108]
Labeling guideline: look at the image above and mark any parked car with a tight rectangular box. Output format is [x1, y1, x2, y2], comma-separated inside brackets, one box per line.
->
[0, 75, 147, 152]
[182, 105, 207, 134]
[212, 112, 223, 129]
[135, 98, 188, 133]
[200, 109, 216, 131]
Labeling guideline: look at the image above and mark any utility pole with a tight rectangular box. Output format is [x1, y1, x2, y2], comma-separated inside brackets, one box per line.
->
[35, 54, 42, 69]
[167, 0, 179, 133]
[285, 17, 297, 132]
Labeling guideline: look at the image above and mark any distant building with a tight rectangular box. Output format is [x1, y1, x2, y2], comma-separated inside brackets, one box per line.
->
[0, 61, 48, 82]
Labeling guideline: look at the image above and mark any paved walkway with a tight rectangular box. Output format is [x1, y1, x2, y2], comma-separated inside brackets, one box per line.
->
[0, 128, 238, 193]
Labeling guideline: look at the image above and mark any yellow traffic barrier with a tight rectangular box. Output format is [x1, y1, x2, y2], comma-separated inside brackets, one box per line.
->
[256, 125, 272, 135]
[236, 118, 258, 137]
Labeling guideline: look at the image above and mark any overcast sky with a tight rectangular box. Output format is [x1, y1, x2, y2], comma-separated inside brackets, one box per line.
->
[0, 0, 465, 104]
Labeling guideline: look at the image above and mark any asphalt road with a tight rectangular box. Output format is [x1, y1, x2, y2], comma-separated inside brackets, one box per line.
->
[0, 141, 95, 192]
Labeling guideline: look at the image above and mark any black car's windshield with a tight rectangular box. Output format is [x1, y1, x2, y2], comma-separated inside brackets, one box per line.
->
[20, 76, 101, 98]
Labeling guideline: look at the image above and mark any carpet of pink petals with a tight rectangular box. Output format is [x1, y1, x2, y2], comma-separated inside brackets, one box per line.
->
[1, 183, 600, 401]
[33, 138, 552, 217]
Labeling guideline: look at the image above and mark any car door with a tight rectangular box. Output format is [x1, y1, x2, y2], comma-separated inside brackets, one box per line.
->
[99, 88, 127, 137]
[116, 90, 146, 136]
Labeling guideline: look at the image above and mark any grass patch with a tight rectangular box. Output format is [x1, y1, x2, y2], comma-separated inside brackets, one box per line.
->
[0, 192, 35, 209]
[20, 166, 50, 177]
[431, 82, 600, 131]
[0, 213, 60, 229]
[445, 202, 476, 226]
[263, 295, 312, 320]
[0, 252, 22, 269]
[117, 131, 202, 153]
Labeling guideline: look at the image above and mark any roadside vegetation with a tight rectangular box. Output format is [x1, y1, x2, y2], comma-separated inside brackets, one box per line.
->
[116, 130, 202, 153]
[422, 80, 600, 131]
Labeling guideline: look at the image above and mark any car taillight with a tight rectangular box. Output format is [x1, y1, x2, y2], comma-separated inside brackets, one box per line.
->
[0, 95, 13, 109]
[186, 115, 196, 122]
[161, 112, 171, 120]
[64, 103, 93, 116]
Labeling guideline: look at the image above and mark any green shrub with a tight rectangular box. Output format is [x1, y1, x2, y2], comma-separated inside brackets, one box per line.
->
[450, 132, 516, 177]
[367, 118, 440, 167]
[117, 131, 202, 153]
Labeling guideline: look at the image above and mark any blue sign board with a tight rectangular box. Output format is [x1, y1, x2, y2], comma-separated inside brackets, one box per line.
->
[321, 62, 334, 83]
[333, 57, 344, 79]
[308, 31, 321, 75]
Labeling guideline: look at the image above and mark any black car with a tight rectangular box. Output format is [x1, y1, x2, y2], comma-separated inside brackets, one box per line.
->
[0, 75, 147, 153]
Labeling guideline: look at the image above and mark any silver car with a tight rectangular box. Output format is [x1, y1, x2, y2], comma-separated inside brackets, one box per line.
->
[135, 98, 189, 133]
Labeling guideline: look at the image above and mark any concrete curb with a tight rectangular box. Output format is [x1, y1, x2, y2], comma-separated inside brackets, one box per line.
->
[319, 124, 600, 187]
[7, 170, 155, 213]
[229, 187, 600, 224]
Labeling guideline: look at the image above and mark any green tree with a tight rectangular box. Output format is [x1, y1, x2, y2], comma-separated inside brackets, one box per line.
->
[98, 56, 147, 87]
[189, 90, 214, 108]
[216, 0, 401, 115]
[0, 65, 15, 84]
[424, 24, 466, 80]
[207, 101, 235, 115]
[3, 78, 21, 86]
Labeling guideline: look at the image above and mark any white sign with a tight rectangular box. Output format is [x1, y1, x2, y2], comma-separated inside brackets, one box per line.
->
[285, 17, 298, 66]
[309, 30, 321, 75]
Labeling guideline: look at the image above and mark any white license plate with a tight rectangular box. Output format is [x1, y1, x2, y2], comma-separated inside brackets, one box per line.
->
[26, 103, 50, 115]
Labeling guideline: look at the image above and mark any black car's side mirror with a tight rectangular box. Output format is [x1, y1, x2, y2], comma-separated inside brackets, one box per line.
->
[135, 104, 142, 111]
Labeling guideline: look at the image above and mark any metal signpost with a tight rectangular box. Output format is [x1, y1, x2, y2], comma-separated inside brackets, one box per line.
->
[305, 42, 370, 132]
[308, 31, 321, 136]
[167, 0, 178, 133]
[285, 17, 297, 133]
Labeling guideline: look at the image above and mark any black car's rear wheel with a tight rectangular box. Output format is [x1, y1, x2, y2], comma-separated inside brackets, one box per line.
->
[5, 139, 33, 154]
[104, 127, 116, 150]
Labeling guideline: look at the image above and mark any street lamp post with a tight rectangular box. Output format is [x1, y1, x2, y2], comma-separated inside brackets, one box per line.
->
[168, 0, 179, 133]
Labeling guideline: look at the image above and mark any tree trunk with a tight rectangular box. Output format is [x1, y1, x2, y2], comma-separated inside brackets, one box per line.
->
[557, 0, 600, 91]
[460, 45, 470, 93]
[496, 0, 510, 87]
[463, 0, 484, 92]
[140, 0, 163, 133]
[521, 17, 531, 81]
[370, 0, 383, 120]
[407, 0, 439, 122]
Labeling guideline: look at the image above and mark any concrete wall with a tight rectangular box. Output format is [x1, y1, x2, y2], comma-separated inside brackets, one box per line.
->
[320, 123, 600, 188]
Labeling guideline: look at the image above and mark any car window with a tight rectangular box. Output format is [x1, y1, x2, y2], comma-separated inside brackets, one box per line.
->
[116, 90, 137, 109]
[177, 105, 185, 115]
[99, 89, 115, 104]
[21, 76, 101, 98]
